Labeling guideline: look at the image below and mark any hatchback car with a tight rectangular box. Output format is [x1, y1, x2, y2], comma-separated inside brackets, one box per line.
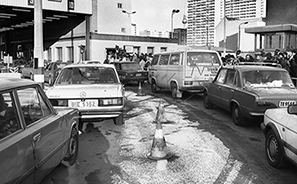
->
[0, 78, 79, 184]
[261, 104, 297, 168]
[112, 61, 148, 85]
[203, 65, 297, 126]
[44, 61, 71, 85]
[45, 63, 125, 128]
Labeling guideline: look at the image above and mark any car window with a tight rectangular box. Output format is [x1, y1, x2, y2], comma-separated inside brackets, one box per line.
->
[243, 70, 294, 88]
[56, 67, 119, 85]
[169, 54, 180, 65]
[121, 63, 142, 70]
[216, 68, 227, 84]
[0, 92, 21, 140]
[159, 55, 170, 65]
[225, 69, 236, 86]
[151, 55, 159, 65]
[187, 52, 220, 66]
[17, 87, 51, 126]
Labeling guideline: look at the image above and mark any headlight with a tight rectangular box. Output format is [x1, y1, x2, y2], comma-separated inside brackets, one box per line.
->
[184, 81, 193, 85]
[50, 99, 68, 106]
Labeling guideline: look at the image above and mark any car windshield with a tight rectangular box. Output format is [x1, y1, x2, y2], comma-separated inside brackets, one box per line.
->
[121, 63, 142, 70]
[55, 66, 119, 85]
[243, 70, 294, 88]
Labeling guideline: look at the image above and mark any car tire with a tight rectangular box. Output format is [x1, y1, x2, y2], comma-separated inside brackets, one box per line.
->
[231, 104, 247, 126]
[63, 127, 79, 166]
[203, 92, 213, 109]
[151, 80, 159, 93]
[113, 114, 124, 125]
[265, 129, 288, 168]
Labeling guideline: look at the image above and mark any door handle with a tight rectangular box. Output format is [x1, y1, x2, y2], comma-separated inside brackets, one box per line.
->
[231, 89, 234, 93]
[33, 133, 41, 143]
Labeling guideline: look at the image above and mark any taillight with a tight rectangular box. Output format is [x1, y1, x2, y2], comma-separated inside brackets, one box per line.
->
[50, 99, 68, 106]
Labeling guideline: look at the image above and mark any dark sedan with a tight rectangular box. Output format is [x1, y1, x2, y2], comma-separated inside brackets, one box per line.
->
[112, 61, 148, 85]
[203, 65, 297, 126]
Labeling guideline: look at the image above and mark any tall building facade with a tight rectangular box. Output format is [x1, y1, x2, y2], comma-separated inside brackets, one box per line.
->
[187, 0, 266, 46]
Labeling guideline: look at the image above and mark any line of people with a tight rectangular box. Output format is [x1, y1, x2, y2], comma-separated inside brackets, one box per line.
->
[221, 49, 297, 77]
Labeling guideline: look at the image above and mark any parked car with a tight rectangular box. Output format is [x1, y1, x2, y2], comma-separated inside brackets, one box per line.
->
[45, 63, 125, 129]
[0, 78, 79, 184]
[111, 61, 148, 85]
[261, 104, 297, 168]
[21, 60, 37, 79]
[203, 65, 297, 126]
[44, 61, 71, 85]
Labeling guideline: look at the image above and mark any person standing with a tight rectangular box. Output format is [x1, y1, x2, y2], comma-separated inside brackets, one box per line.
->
[289, 50, 297, 77]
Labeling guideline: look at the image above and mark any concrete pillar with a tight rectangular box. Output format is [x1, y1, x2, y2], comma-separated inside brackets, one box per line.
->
[34, 0, 44, 88]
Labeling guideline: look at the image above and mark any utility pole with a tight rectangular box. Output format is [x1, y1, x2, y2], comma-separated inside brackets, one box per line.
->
[34, 0, 44, 88]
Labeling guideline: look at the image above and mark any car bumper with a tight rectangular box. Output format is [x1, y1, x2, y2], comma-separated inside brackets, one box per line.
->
[79, 108, 124, 119]
[260, 122, 266, 133]
[180, 86, 205, 93]
[121, 76, 148, 82]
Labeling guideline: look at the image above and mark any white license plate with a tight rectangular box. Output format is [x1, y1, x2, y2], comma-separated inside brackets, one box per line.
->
[278, 101, 296, 107]
[136, 73, 142, 76]
[69, 100, 98, 108]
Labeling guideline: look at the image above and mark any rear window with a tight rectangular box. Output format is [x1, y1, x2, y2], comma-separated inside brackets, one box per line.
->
[121, 63, 142, 70]
[187, 52, 220, 66]
[56, 66, 119, 85]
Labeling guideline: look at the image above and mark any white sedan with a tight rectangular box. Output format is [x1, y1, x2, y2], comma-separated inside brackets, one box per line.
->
[261, 105, 297, 168]
[45, 63, 125, 129]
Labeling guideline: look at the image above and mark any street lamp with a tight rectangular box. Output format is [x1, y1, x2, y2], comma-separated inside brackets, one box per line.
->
[122, 10, 136, 17]
[238, 21, 248, 50]
[171, 9, 180, 32]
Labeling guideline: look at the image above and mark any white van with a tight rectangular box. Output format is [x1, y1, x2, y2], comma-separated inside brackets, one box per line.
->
[148, 49, 223, 98]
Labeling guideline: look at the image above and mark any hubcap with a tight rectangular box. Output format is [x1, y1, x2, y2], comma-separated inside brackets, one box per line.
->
[268, 136, 278, 162]
[69, 136, 76, 155]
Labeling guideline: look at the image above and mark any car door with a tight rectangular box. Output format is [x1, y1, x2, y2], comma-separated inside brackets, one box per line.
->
[284, 115, 297, 162]
[220, 69, 237, 110]
[0, 91, 35, 184]
[208, 68, 227, 108]
[16, 86, 66, 183]
[157, 54, 170, 88]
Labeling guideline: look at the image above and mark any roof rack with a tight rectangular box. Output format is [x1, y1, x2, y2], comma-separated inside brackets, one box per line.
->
[237, 62, 282, 68]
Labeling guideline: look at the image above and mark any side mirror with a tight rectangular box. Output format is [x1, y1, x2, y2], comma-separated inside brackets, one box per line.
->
[287, 104, 297, 115]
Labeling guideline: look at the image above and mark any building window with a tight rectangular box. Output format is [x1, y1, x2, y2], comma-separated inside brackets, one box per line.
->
[160, 47, 167, 52]
[118, 3, 122, 8]
[121, 28, 126, 33]
[147, 47, 154, 55]
[56, 47, 62, 61]
[67, 46, 74, 62]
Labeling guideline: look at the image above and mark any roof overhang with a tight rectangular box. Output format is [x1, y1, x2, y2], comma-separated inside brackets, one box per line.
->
[245, 24, 297, 34]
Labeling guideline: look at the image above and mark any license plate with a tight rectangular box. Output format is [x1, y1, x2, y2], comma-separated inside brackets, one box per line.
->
[136, 73, 142, 76]
[278, 101, 296, 107]
[69, 100, 98, 108]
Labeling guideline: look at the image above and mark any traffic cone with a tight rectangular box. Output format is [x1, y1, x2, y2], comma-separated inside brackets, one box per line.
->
[136, 82, 145, 96]
[147, 103, 172, 160]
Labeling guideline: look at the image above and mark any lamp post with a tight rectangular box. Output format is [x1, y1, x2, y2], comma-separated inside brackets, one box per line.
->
[122, 10, 136, 17]
[131, 23, 136, 35]
[238, 21, 248, 50]
[171, 9, 180, 33]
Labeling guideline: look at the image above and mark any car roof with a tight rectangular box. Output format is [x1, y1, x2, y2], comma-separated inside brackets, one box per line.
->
[0, 78, 37, 91]
[154, 49, 219, 55]
[222, 65, 287, 72]
[63, 63, 116, 69]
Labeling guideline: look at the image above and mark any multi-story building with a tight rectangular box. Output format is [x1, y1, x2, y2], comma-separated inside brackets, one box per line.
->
[187, 0, 266, 47]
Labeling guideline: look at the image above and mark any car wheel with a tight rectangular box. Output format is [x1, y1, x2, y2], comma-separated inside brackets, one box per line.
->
[231, 104, 247, 126]
[265, 129, 288, 168]
[151, 80, 159, 93]
[63, 127, 79, 166]
[113, 114, 124, 125]
[203, 92, 213, 109]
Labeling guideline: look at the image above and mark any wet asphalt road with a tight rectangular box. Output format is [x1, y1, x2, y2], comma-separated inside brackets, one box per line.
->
[41, 83, 297, 184]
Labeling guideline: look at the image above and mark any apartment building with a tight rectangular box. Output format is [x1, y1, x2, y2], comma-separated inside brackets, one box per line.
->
[187, 0, 266, 47]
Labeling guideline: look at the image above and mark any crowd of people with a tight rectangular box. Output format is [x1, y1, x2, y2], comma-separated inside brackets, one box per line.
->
[103, 51, 153, 70]
[221, 49, 297, 77]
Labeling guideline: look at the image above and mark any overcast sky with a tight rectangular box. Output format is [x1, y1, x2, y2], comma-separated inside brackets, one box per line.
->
[131, 0, 187, 32]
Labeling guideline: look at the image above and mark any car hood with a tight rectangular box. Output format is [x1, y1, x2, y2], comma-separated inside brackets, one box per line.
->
[265, 108, 289, 125]
[247, 88, 297, 98]
[46, 84, 123, 98]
